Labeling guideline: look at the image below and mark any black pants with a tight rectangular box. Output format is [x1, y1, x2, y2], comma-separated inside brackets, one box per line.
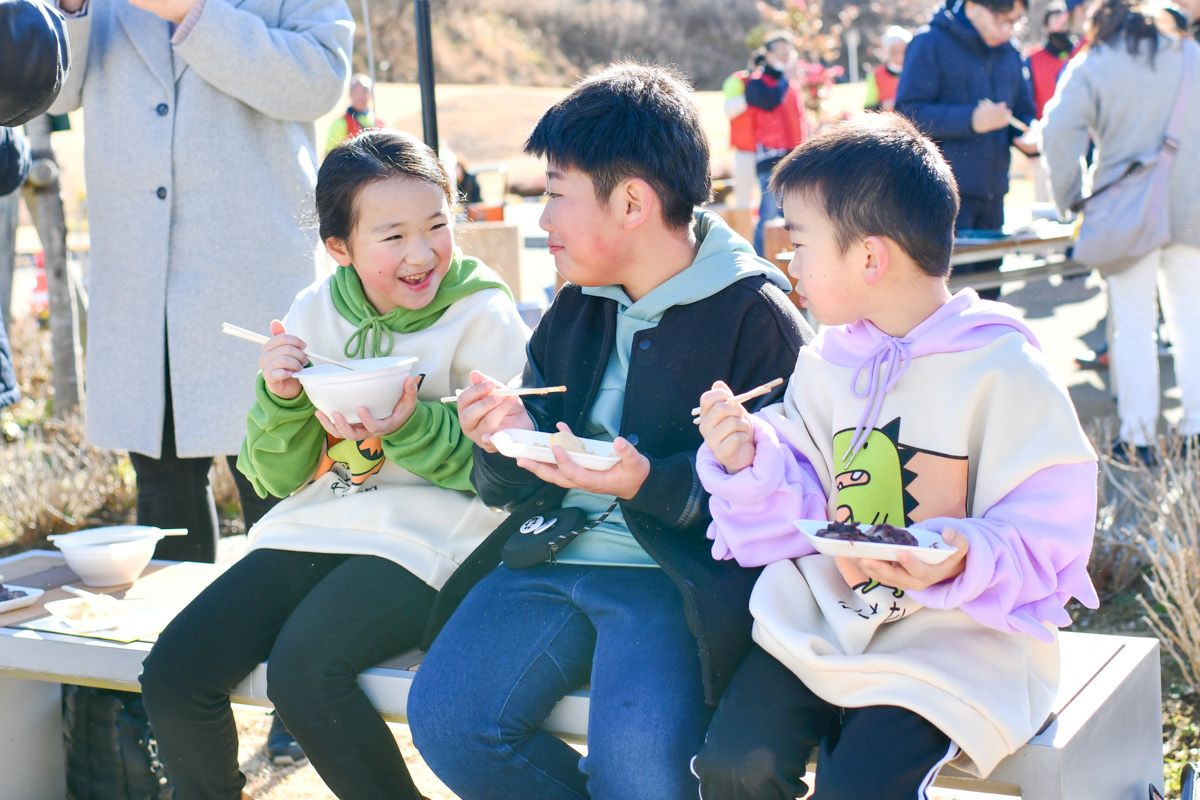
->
[693, 645, 954, 800]
[140, 549, 435, 800]
[128, 357, 278, 564]
[955, 195, 1005, 302]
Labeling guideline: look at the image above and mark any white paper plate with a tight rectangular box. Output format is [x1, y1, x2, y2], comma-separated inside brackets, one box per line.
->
[794, 519, 954, 565]
[492, 429, 620, 472]
[43, 596, 127, 633]
[0, 585, 43, 614]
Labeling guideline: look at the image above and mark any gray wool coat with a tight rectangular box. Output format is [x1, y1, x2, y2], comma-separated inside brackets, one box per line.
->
[1042, 33, 1200, 250]
[50, 0, 353, 458]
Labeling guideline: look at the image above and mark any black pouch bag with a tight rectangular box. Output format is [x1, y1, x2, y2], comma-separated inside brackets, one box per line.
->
[501, 507, 589, 568]
[500, 500, 619, 569]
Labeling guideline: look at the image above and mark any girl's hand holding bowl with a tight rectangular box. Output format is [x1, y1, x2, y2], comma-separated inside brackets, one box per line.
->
[260, 319, 309, 400]
[315, 374, 421, 440]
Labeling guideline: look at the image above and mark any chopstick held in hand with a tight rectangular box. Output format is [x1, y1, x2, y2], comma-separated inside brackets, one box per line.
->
[691, 377, 785, 417]
[440, 385, 568, 403]
[220, 322, 354, 370]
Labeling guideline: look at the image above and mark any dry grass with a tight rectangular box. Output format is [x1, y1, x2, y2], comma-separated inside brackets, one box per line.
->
[1099, 435, 1200, 691]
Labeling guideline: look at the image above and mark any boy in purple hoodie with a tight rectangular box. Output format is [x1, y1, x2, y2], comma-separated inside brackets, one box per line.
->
[691, 114, 1099, 799]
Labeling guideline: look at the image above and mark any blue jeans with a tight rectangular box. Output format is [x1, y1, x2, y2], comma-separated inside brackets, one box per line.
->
[754, 167, 782, 257]
[409, 564, 711, 800]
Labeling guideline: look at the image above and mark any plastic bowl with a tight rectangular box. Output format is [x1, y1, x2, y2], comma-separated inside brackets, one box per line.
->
[296, 356, 419, 425]
[52, 525, 165, 587]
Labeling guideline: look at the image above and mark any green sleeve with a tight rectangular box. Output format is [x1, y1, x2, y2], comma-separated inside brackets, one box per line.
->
[324, 116, 348, 154]
[380, 399, 475, 492]
[237, 375, 327, 499]
[722, 73, 745, 100]
[863, 71, 880, 110]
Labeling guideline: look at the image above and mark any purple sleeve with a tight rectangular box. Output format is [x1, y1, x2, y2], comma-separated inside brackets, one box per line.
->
[697, 414, 828, 567]
[906, 460, 1099, 641]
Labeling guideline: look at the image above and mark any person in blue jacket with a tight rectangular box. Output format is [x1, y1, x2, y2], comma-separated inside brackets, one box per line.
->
[896, 0, 1038, 298]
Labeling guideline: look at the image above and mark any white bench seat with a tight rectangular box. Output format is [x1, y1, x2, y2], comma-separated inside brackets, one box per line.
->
[0, 551, 1163, 799]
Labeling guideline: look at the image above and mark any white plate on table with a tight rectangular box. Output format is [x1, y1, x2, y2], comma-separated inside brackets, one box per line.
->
[43, 596, 127, 633]
[491, 429, 620, 472]
[0, 585, 43, 614]
[794, 519, 954, 565]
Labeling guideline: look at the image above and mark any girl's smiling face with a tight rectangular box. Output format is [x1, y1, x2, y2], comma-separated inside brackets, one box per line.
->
[325, 176, 453, 313]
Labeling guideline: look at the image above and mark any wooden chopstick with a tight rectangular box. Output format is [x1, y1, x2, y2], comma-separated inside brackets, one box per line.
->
[220, 322, 354, 370]
[440, 385, 568, 403]
[1008, 115, 1030, 133]
[691, 377, 785, 416]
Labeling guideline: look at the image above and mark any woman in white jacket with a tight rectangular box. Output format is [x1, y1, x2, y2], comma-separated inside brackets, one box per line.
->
[1043, 0, 1200, 459]
[49, 0, 354, 560]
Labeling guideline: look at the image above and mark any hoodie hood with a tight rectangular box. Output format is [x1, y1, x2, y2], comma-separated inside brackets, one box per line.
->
[583, 209, 792, 320]
[814, 289, 1040, 464]
[935, 1, 1003, 54]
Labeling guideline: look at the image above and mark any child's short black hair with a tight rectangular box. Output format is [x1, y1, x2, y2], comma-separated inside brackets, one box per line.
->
[769, 114, 960, 278]
[971, 0, 1027, 12]
[316, 128, 453, 242]
[524, 62, 711, 229]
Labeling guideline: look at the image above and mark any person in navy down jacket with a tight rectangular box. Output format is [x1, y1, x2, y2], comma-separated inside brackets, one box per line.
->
[896, 0, 1039, 299]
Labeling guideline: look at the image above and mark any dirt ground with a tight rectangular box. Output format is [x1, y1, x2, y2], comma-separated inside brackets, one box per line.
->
[233, 710, 457, 800]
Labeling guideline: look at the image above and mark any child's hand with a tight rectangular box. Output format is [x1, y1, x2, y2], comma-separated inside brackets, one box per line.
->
[696, 381, 756, 474]
[259, 319, 308, 400]
[315, 374, 421, 441]
[854, 528, 970, 592]
[516, 423, 650, 500]
[457, 370, 534, 452]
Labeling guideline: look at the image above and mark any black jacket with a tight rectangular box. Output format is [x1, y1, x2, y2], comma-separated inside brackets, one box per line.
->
[424, 276, 812, 703]
[895, 2, 1035, 200]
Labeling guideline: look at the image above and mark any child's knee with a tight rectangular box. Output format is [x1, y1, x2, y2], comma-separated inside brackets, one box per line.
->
[691, 741, 789, 799]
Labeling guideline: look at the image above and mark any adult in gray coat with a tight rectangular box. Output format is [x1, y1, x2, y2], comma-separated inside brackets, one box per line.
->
[49, 0, 354, 563]
[1043, 0, 1200, 456]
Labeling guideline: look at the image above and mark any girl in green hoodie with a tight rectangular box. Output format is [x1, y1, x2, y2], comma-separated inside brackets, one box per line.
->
[139, 129, 530, 800]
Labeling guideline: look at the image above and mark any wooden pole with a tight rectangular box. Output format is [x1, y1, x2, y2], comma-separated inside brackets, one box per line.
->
[21, 115, 82, 416]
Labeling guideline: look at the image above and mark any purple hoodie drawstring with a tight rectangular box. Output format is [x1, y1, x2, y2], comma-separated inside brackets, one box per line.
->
[843, 336, 914, 467]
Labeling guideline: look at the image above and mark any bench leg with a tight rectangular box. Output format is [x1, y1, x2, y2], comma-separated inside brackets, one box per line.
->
[986, 636, 1163, 800]
[0, 677, 66, 799]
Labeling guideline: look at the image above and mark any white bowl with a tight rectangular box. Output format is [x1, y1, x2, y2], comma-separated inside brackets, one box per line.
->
[52, 525, 165, 587]
[296, 356, 419, 425]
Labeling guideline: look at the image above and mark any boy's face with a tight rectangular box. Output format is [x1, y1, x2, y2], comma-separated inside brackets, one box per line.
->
[783, 191, 865, 327]
[965, 1, 1025, 47]
[326, 176, 453, 314]
[886, 41, 907, 68]
[539, 165, 625, 287]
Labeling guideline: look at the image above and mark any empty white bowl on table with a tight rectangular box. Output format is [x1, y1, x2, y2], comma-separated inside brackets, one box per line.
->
[52, 525, 166, 587]
[295, 356, 419, 425]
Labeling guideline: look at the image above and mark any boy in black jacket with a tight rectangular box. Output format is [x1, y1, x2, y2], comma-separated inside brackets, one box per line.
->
[408, 63, 811, 800]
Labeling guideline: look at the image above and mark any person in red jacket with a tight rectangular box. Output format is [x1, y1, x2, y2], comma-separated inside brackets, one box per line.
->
[864, 26, 912, 111]
[1024, 1, 1086, 201]
[746, 31, 808, 257]
[723, 49, 766, 210]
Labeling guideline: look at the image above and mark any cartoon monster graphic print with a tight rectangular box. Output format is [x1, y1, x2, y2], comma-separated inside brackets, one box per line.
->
[830, 417, 968, 609]
[313, 433, 384, 496]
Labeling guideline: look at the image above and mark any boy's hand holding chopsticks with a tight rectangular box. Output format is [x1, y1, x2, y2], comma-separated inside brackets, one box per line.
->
[695, 378, 784, 475]
[456, 370, 538, 453]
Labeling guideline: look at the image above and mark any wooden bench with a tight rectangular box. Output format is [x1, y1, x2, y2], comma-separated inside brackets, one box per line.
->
[0, 550, 1162, 799]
